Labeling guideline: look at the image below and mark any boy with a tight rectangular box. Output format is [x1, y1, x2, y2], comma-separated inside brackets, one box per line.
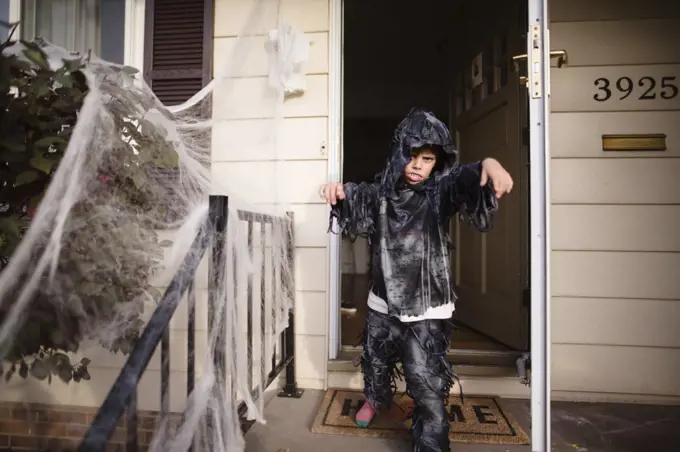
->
[319, 108, 513, 452]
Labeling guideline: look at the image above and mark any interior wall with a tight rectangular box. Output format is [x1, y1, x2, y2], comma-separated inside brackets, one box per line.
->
[342, 0, 461, 182]
[343, 0, 452, 119]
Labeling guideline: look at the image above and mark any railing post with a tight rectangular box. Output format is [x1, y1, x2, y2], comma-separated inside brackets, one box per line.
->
[207, 195, 229, 437]
[186, 281, 197, 452]
[278, 212, 303, 399]
[125, 391, 138, 452]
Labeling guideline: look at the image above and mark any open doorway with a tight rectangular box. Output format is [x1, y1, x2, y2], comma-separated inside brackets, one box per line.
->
[338, 0, 530, 363]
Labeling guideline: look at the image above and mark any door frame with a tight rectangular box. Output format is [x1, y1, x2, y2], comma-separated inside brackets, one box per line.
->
[327, 11, 551, 447]
[526, 0, 551, 450]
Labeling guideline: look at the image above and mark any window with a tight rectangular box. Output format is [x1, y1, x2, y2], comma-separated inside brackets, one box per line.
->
[20, 0, 126, 64]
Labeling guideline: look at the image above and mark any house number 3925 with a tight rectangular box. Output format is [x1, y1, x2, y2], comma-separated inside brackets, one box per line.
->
[593, 76, 679, 102]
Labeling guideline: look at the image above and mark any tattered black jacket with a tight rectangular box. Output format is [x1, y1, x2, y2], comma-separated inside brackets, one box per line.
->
[330, 108, 498, 318]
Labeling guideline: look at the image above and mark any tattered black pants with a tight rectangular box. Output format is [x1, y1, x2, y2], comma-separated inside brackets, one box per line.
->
[361, 309, 456, 452]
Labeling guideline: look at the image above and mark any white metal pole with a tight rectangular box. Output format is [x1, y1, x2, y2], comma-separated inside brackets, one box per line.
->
[526, 0, 551, 451]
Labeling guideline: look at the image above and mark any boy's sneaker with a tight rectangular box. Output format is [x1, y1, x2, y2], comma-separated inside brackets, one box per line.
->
[341, 301, 357, 315]
[355, 401, 376, 428]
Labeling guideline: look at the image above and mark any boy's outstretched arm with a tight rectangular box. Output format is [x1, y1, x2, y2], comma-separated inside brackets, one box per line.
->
[320, 181, 379, 241]
[440, 158, 513, 232]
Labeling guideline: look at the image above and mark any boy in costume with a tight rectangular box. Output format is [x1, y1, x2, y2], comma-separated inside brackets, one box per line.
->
[320, 108, 513, 452]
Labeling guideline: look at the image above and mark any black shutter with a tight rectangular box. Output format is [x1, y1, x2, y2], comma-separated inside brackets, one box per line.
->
[142, 0, 213, 220]
[143, 0, 214, 106]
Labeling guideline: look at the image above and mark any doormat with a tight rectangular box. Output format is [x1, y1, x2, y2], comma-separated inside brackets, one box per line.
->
[311, 389, 529, 445]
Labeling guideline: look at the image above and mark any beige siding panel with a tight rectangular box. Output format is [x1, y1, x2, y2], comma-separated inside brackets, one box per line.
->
[295, 334, 327, 380]
[214, 0, 329, 37]
[551, 19, 680, 67]
[212, 117, 328, 162]
[551, 205, 680, 252]
[296, 377, 325, 390]
[280, 160, 329, 203]
[213, 75, 328, 120]
[549, 0, 680, 22]
[154, 231, 209, 289]
[72, 331, 206, 373]
[548, 0, 680, 401]
[551, 111, 680, 158]
[551, 158, 680, 204]
[213, 32, 329, 77]
[295, 290, 326, 336]
[552, 344, 680, 396]
[246, 202, 329, 247]
[552, 297, 680, 348]
[552, 251, 680, 300]
[289, 203, 330, 248]
[0, 368, 189, 411]
[212, 160, 327, 204]
[168, 288, 209, 331]
[295, 247, 326, 292]
[551, 65, 680, 112]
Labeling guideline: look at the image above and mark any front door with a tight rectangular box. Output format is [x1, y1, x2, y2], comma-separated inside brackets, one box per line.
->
[449, 0, 529, 351]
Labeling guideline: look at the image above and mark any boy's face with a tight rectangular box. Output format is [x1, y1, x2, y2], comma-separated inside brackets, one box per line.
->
[404, 148, 436, 184]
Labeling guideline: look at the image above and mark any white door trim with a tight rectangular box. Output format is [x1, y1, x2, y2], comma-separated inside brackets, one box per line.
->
[8, 0, 20, 34]
[327, 0, 343, 362]
[124, 0, 146, 70]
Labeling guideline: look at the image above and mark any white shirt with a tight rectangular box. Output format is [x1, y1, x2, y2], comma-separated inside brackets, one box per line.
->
[367, 290, 455, 323]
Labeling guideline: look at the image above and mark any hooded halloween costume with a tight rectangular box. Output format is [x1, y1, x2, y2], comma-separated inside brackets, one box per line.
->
[328, 108, 498, 452]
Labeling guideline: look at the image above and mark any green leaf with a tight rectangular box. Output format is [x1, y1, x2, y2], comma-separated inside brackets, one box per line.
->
[1, 151, 28, 163]
[63, 58, 84, 73]
[27, 194, 44, 210]
[153, 150, 179, 169]
[0, 140, 26, 152]
[18, 360, 28, 379]
[57, 366, 72, 383]
[159, 240, 173, 247]
[34, 136, 67, 149]
[30, 359, 50, 380]
[56, 74, 74, 88]
[14, 170, 39, 186]
[0, 218, 21, 239]
[79, 367, 91, 381]
[22, 48, 49, 71]
[122, 66, 139, 75]
[79, 282, 101, 296]
[32, 84, 51, 98]
[52, 98, 71, 110]
[29, 154, 56, 174]
[130, 170, 148, 189]
[4, 364, 15, 382]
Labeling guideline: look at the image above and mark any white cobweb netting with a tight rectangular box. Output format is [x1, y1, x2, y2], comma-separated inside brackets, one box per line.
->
[0, 0, 303, 450]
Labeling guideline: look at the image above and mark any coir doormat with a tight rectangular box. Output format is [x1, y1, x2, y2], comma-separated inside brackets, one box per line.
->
[311, 389, 529, 445]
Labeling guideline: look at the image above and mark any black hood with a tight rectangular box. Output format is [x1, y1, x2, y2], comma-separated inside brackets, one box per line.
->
[379, 108, 458, 191]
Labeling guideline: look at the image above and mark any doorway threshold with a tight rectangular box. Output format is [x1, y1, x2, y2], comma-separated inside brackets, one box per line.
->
[332, 347, 526, 378]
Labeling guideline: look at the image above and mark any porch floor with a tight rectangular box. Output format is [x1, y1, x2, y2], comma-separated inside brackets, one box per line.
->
[245, 390, 680, 452]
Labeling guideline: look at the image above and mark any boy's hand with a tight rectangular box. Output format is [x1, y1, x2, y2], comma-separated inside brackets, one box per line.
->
[480, 158, 513, 199]
[319, 183, 345, 205]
